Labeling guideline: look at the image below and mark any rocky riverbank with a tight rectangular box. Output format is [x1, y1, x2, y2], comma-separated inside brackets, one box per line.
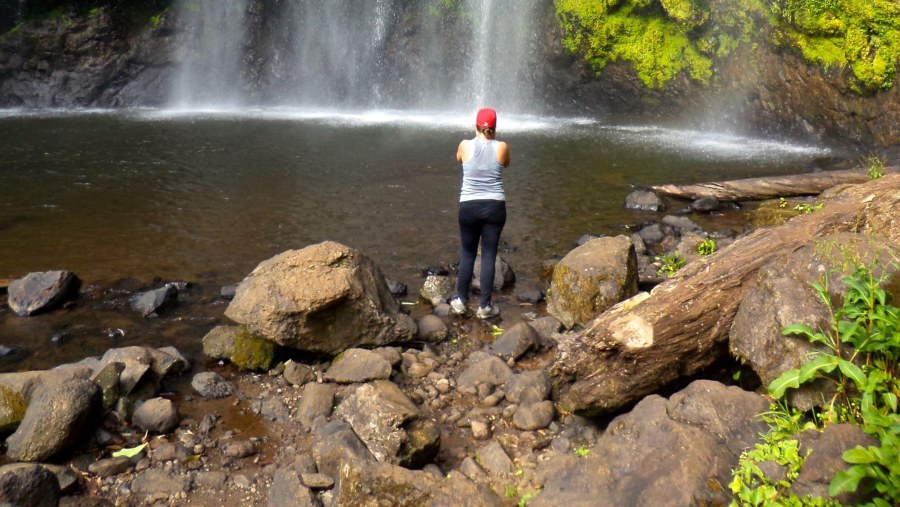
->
[2, 172, 899, 506]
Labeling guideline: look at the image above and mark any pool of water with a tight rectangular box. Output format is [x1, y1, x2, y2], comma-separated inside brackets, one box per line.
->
[0, 108, 839, 369]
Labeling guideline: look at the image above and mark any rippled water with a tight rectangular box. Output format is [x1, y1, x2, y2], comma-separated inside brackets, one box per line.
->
[0, 109, 837, 369]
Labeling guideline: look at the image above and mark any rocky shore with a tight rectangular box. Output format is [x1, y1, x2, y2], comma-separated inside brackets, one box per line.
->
[1, 172, 899, 506]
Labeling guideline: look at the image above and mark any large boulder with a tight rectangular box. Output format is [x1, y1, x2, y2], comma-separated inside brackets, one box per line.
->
[531, 380, 768, 506]
[5, 378, 103, 462]
[0, 463, 61, 507]
[546, 236, 638, 329]
[224, 242, 415, 354]
[730, 233, 899, 410]
[334, 460, 500, 507]
[7, 270, 80, 316]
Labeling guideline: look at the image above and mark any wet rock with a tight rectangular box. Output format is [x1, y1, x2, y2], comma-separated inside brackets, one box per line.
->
[691, 196, 721, 212]
[385, 279, 408, 297]
[471, 253, 516, 292]
[630, 233, 647, 255]
[515, 287, 544, 304]
[398, 418, 441, 469]
[257, 396, 291, 422]
[420, 274, 455, 303]
[97, 346, 155, 395]
[7, 270, 80, 316]
[283, 360, 314, 387]
[132, 397, 179, 434]
[529, 316, 561, 343]
[662, 214, 703, 234]
[88, 457, 134, 478]
[296, 382, 335, 430]
[416, 314, 448, 343]
[513, 401, 555, 431]
[333, 460, 499, 506]
[130, 469, 191, 496]
[506, 370, 551, 404]
[220, 284, 237, 300]
[637, 223, 664, 244]
[491, 322, 539, 361]
[269, 468, 321, 507]
[225, 242, 415, 354]
[6, 378, 102, 462]
[312, 420, 375, 481]
[793, 424, 879, 505]
[546, 236, 639, 329]
[0, 463, 60, 507]
[91, 361, 124, 410]
[0, 384, 26, 433]
[324, 348, 393, 384]
[624, 189, 665, 212]
[531, 380, 768, 507]
[41, 463, 79, 495]
[334, 381, 420, 464]
[576, 234, 602, 246]
[222, 440, 256, 459]
[152, 347, 190, 377]
[131, 284, 178, 317]
[475, 441, 513, 476]
[456, 356, 513, 395]
[191, 372, 234, 399]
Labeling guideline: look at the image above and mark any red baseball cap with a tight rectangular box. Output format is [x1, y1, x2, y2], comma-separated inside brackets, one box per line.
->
[476, 108, 497, 129]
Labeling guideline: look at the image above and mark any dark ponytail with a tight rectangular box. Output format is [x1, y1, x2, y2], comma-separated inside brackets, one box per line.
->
[477, 125, 496, 139]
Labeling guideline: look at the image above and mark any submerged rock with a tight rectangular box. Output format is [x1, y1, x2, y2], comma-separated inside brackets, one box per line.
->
[624, 189, 665, 212]
[131, 284, 178, 317]
[7, 270, 80, 316]
[225, 242, 415, 355]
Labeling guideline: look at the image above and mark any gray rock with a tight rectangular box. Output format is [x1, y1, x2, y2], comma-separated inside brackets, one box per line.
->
[420, 274, 455, 303]
[0, 463, 60, 507]
[334, 381, 420, 464]
[385, 279, 408, 297]
[258, 396, 291, 422]
[0, 384, 26, 433]
[333, 460, 499, 506]
[300, 472, 334, 489]
[638, 223, 664, 244]
[90, 361, 124, 410]
[475, 441, 513, 476]
[296, 382, 335, 430]
[130, 469, 191, 496]
[691, 196, 721, 212]
[132, 397, 179, 434]
[506, 370, 552, 404]
[283, 360, 314, 386]
[662, 214, 704, 234]
[191, 372, 234, 399]
[269, 468, 322, 507]
[151, 442, 187, 463]
[88, 457, 134, 478]
[41, 463, 79, 495]
[193, 471, 227, 490]
[471, 253, 516, 292]
[7, 270, 80, 316]
[220, 284, 237, 300]
[793, 424, 879, 505]
[528, 316, 561, 344]
[515, 288, 544, 304]
[459, 456, 486, 481]
[323, 348, 393, 384]
[491, 322, 539, 361]
[201, 325, 238, 360]
[546, 235, 639, 329]
[456, 356, 513, 394]
[513, 401, 555, 430]
[0, 365, 94, 403]
[131, 284, 177, 317]
[576, 234, 602, 246]
[224, 242, 415, 354]
[398, 418, 441, 469]
[530, 380, 768, 507]
[372, 347, 402, 367]
[97, 346, 155, 395]
[417, 314, 448, 343]
[222, 440, 256, 459]
[6, 378, 102, 462]
[312, 420, 375, 482]
[624, 189, 665, 212]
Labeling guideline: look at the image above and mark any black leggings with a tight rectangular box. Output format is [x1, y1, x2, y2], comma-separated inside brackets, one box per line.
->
[457, 199, 506, 307]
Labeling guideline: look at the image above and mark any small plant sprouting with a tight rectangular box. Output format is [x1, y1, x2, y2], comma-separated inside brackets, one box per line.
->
[490, 325, 504, 337]
[793, 202, 824, 214]
[655, 253, 685, 277]
[519, 491, 538, 506]
[504, 485, 518, 499]
[778, 197, 788, 209]
[867, 156, 885, 180]
[574, 445, 591, 457]
[697, 238, 717, 256]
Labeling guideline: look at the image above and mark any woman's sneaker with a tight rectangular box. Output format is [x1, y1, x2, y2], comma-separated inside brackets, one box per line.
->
[450, 297, 467, 316]
[475, 305, 500, 319]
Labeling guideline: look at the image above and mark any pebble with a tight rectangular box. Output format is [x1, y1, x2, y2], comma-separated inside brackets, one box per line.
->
[470, 420, 491, 440]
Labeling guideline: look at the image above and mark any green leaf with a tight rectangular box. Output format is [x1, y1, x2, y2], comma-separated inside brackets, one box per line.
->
[780, 323, 816, 339]
[829, 467, 864, 496]
[798, 354, 839, 383]
[883, 392, 898, 412]
[769, 369, 801, 399]
[837, 359, 866, 389]
[111, 442, 148, 458]
[842, 446, 876, 464]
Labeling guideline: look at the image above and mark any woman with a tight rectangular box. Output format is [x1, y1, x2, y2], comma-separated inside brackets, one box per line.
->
[450, 108, 510, 319]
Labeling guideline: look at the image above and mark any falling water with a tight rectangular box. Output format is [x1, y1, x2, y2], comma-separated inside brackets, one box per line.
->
[170, 0, 544, 113]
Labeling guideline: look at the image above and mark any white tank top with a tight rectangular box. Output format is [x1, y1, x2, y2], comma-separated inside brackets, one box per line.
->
[460, 138, 505, 202]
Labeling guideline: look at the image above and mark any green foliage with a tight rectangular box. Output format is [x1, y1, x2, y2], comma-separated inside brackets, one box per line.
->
[150, 14, 160, 26]
[794, 202, 825, 214]
[761, 263, 900, 504]
[867, 156, 885, 180]
[519, 491, 538, 506]
[697, 238, 718, 256]
[574, 445, 591, 457]
[555, 0, 900, 92]
[505, 485, 518, 499]
[655, 253, 685, 276]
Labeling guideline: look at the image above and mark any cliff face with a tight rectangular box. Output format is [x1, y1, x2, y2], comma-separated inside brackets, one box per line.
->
[1, 4, 898, 148]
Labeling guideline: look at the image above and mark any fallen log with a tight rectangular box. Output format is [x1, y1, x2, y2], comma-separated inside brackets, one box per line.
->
[552, 174, 900, 415]
[648, 168, 895, 202]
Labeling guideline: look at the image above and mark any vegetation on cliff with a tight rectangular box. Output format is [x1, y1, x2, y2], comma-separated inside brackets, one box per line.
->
[555, 0, 900, 92]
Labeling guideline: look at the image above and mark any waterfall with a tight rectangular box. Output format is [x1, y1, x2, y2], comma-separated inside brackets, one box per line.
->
[170, 0, 544, 113]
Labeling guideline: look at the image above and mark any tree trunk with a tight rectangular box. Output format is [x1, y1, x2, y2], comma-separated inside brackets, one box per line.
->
[648, 168, 886, 202]
[552, 174, 900, 416]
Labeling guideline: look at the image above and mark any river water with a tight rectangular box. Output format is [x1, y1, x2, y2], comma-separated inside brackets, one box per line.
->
[0, 109, 836, 369]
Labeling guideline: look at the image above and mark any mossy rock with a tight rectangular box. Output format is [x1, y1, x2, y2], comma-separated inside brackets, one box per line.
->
[232, 327, 276, 371]
[0, 384, 27, 434]
[746, 199, 806, 228]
